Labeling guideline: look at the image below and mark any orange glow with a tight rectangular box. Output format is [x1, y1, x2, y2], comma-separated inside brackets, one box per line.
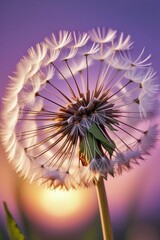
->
[20, 182, 98, 231]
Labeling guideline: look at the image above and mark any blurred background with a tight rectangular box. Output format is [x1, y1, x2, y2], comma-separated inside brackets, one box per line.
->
[0, 0, 160, 239]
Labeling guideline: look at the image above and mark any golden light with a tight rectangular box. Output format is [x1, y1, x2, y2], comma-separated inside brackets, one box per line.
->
[19, 182, 98, 231]
[39, 189, 87, 217]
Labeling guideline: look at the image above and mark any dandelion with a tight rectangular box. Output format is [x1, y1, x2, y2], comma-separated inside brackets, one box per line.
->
[1, 28, 159, 240]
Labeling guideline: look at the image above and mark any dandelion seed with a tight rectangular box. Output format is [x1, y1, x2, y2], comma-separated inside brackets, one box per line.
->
[0, 28, 159, 190]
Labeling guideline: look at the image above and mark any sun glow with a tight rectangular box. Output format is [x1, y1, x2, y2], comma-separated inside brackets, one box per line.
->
[20, 183, 97, 230]
[38, 188, 90, 217]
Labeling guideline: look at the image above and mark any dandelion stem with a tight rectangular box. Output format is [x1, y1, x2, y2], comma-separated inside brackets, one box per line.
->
[95, 178, 113, 240]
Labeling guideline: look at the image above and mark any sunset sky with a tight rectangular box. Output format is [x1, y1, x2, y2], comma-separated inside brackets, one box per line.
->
[0, 1, 160, 239]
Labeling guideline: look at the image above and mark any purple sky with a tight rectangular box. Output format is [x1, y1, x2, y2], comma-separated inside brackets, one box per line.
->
[1, 0, 160, 99]
[0, 1, 160, 239]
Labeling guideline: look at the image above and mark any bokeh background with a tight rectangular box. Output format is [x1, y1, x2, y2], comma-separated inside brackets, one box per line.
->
[0, 0, 160, 239]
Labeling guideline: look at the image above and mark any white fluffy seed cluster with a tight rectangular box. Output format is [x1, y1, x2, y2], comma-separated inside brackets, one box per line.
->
[0, 28, 159, 189]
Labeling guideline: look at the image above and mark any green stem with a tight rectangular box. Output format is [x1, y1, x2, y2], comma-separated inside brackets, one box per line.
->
[95, 178, 113, 240]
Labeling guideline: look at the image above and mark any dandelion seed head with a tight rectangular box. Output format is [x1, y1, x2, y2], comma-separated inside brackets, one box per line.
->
[0, 28, 159, 189]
